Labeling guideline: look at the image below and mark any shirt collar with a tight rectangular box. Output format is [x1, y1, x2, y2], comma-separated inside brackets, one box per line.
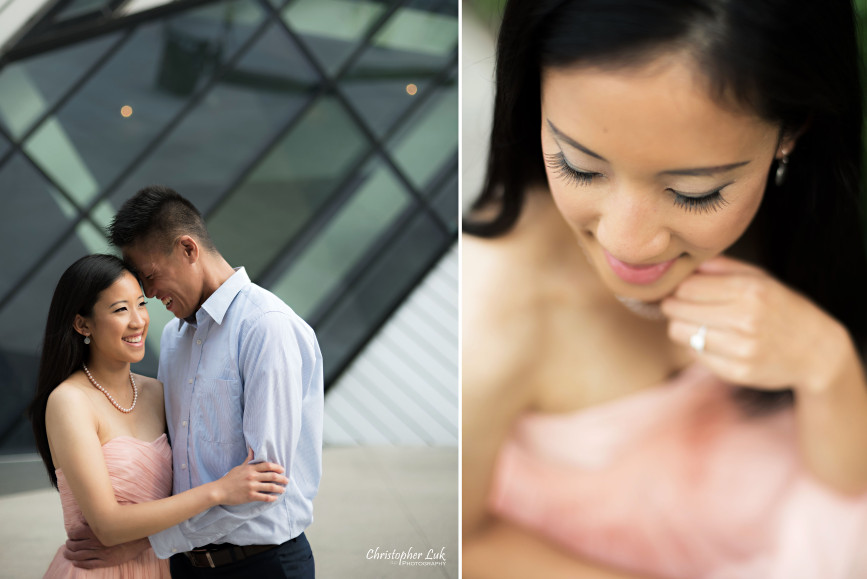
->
[179, 267, 250, 329]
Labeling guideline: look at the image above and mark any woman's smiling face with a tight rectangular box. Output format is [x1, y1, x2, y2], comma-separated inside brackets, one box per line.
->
[541, 53, 791, 302]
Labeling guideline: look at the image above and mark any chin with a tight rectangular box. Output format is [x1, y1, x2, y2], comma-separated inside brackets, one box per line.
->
[605, 280, 676, 303]
[596, 260, 695, 303]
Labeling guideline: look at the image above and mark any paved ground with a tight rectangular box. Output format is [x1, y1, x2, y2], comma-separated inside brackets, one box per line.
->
[0, 446, 457, 579]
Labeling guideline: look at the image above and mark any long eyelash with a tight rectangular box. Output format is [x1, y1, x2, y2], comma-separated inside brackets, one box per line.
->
[544, 153, 599, 186]
[672, 190, 729, 214]
[544, 150, 729, 214]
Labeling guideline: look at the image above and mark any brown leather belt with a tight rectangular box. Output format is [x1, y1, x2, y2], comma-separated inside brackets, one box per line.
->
[184, 543, 279, 568]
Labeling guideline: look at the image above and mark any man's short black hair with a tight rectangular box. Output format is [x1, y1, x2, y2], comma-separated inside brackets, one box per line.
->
[108, 185, 216, 253]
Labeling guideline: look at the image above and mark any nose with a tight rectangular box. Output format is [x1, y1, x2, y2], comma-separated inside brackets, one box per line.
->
[130, 304, 148, 328]
[140, 279, 155, 299]
[594, 187, 671, 264]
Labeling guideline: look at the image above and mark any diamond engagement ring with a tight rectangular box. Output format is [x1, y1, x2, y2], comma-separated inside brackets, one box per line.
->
[689, 325, 707, 353]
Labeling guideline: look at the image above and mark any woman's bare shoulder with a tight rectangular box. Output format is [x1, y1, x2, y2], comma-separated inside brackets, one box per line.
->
[132, 374, 162, 393]
[47, 375, 92, 407]
[46, 377, 98, 433]
[463, 199, 564, 401]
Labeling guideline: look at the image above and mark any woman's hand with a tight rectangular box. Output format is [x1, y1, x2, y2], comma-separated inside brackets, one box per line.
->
[212, 448, 289, 505]
[64, 527, 149, 569]
[660, 255, 851, 392]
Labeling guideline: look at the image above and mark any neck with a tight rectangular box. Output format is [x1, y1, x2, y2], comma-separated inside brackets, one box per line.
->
[199, 251, 236, 305]
[84, 354, 131, 393]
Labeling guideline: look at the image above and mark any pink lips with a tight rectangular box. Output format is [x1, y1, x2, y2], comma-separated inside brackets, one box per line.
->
[603, 250, 678, 285]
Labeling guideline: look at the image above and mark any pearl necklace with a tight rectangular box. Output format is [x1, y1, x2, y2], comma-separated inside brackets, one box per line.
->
[82, 364, 138, 414]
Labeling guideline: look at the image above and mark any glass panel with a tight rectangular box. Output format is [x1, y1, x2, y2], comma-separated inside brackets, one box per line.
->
[430, 170, 457, 232]
[208, 96, 367, 279]
[282, 0, 388, 75]
[338, 0, 457, 137]
[22, 0, 265, 207]
[371, 0, 457, 57]
[223, 19, 319, 82]
[76, 218, 112, 255]
[0, 241, 85, 439]
[0, 155, 81, 298]
[89, 198, 116, 232]
[55, 0, 111, 21]
[109, 21, 318, 215]
[268, 159, 411, 319]
[387, 77, 457, 191]
[316, 211, 448, 382]
[0, 33, 120, 140]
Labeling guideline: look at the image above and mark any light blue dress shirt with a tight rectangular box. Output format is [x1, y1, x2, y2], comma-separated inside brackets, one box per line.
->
[148, 267, 323, 558]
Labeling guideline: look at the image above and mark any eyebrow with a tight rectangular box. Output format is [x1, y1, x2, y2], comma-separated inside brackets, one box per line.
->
[548, 120, 607, 160]
[109, 295, 145, 308]
[546, 119, 751, 176]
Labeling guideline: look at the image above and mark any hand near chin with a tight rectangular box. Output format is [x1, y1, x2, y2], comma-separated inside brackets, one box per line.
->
[64, 526, 150, 569]
[660, 255, 851, 392]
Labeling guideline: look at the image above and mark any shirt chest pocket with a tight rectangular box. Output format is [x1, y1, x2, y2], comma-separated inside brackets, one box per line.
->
[192, 378, 244, 444]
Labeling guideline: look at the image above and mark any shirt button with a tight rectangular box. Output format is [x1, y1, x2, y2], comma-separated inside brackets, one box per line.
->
[182, 420, 188, 427]
[171, 548, 178, 553]
[181, 463, 187, 470]
[188, 379, 193, 384]
[196, 339, 202, 345]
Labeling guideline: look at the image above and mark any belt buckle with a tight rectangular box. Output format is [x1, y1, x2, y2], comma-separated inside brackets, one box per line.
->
[187, 548, 218, 569]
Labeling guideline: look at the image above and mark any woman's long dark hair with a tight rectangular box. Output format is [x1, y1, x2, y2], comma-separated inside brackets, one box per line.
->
[28, 254, 130, 488]
[465, 0, 867, 411]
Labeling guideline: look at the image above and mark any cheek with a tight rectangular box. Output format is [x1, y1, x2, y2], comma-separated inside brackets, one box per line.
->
[676, 180, 766, 253]
[546, 173, 596, 229]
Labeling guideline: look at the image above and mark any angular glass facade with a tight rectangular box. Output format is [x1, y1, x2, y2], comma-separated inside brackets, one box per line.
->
[0, 0, 457, 453]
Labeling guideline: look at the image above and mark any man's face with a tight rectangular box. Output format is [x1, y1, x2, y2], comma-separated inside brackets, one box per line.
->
[123, 239, 204, 320]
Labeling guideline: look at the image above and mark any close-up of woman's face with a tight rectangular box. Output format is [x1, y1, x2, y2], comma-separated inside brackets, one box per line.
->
[79, 271, 149, 364]
[541, 52, 791, 302]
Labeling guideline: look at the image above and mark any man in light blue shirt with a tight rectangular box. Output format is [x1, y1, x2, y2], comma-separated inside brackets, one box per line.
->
[109, 186, 323, 576]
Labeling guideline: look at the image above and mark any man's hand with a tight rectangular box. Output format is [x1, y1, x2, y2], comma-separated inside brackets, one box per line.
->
[64, 526, 150, 569]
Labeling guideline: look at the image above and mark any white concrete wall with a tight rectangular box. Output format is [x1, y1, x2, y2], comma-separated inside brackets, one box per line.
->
[324, 244, 458, 446]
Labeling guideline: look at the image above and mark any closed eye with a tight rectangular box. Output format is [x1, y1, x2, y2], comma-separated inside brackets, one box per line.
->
[545, 152, 601, 186]
[668, 185, 731, 214]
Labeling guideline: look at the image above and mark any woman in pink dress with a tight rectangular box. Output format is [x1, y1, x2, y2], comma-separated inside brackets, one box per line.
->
[462, 0, 867, 577]
[29, 254, 289, 577]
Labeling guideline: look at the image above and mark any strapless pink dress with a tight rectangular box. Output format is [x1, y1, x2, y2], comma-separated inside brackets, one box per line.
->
[489, 364, 867, 579]
[43, 434, 172, 578]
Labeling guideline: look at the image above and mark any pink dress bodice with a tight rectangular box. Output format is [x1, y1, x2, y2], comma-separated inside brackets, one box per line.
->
[43, 434, 173, 578]
[489, 364, 867, 579]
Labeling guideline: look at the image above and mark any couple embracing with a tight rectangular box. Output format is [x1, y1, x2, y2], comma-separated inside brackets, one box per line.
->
[29, 186, 323, 577]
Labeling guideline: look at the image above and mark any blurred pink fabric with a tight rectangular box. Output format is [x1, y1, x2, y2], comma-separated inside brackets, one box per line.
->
[489, 364, 867, 578]
[44, 434, 172, 578]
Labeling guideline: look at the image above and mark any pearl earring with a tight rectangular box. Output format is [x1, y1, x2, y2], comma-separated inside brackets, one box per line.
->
[774, 154, 790, 186]
[84, 335, 91, 345]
